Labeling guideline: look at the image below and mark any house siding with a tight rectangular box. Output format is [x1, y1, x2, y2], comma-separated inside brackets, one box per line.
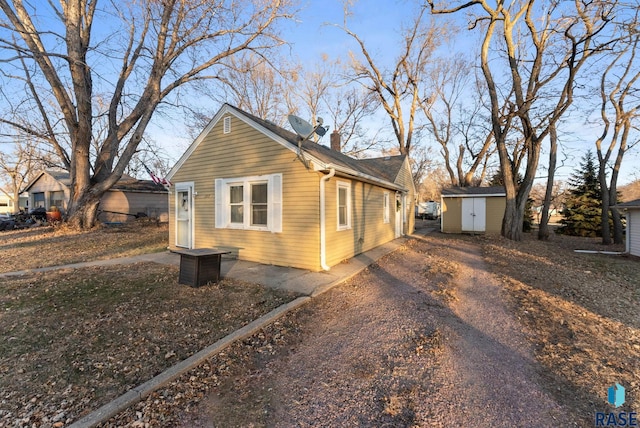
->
[629, 209, 640, 257]
[169, 114, 322, 271]
[393, 158, 416, 235]
[485, 197, 506, 233]
[324, 178, 397, 267]
[98, 190, 168, 223]
[441, 197, 463, 233]
[27, 174, 70, 211]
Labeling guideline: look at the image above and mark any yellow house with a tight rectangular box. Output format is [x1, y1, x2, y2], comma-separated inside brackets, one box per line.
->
[440, 186, 506, 234]
[166, 104, 415, 271]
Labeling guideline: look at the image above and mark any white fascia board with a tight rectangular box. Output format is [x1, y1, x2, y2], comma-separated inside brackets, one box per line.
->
[325, 163, 405, 192]
[441, 193, 506, 198]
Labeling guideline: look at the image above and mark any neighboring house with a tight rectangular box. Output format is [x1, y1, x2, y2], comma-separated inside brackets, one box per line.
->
[24, 170, 169, 223]
[166, 103, 416, 272]
[616, 199, 640, 257]
[0, 191, 28, 214]
[441, 186, 506, 234]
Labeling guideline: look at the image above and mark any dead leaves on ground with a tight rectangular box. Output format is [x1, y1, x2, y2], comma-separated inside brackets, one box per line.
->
[0, 262, 298, 427]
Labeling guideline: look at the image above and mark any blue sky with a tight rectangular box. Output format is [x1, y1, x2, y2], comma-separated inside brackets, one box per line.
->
[156, 0, 639, 185]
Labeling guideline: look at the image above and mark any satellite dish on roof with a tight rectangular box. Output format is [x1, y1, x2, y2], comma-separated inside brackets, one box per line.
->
[288, 115, 315, 140]
[288, 114, 329, 139]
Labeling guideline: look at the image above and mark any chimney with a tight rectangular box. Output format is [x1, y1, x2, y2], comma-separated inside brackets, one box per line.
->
[330, 130, 341, 152]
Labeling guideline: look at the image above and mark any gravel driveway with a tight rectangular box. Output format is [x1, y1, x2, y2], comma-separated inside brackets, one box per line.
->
[165, 231, 570, 427]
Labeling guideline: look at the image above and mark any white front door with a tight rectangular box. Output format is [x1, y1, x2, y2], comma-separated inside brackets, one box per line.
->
[461, 197, 486, 232]
[395, 193, 403, 238]
[175, 183, 193, 248]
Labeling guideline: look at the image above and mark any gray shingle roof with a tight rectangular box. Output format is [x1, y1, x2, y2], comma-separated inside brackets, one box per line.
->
[441, 186, 506, 196]
[26, 170, 166, 193]
[226, 104, 407, 186]
[615, 198, 640, 209]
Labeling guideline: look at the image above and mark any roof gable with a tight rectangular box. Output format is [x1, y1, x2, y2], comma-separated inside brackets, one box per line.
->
[169, 103, 410, 191]
[23, 169, 71, 192]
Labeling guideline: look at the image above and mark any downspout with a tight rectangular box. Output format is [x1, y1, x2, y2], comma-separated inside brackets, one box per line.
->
[320, 168, 335, 271]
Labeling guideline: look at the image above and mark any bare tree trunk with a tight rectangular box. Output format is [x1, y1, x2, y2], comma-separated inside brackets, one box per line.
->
[1, 0, 293, 230]
[67, 193, 101, 229]
[599, 166, 612, 244]
[538, 123, 558, 241]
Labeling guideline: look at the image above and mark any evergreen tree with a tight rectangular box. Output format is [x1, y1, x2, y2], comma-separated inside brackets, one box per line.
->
[558, 151, 603, 237]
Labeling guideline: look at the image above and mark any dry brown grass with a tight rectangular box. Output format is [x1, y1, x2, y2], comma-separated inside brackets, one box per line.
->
[0, 222, 169, 273]
[478, 232, 639, 421]
[0, 224, 300, 427]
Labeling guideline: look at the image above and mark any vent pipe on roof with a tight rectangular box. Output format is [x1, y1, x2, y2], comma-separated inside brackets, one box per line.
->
[330, 130, 341, 152]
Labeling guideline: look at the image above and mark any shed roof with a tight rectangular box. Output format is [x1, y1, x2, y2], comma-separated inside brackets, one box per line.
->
[441, 186, 506, 197]
[615, 198, 640, 209]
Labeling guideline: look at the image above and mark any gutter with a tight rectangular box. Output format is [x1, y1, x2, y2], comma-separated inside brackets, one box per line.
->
[319, 168, 336, 271]
[322, 162, 405, 192]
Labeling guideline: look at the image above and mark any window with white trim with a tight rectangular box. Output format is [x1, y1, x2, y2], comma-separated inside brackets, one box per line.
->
[383, 192, 390, 223]
[215, 174, 282, 232]
[337, 181, 351, 230]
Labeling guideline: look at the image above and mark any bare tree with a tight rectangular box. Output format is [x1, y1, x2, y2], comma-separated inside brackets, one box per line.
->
[0, 0, 295, 228]
[187, 52, 300, 131]
[538, 122, 559, 239]
[0, 139, 48, 213]
[593, 25, 640, 244]
[286, 58, 384, 155]
[428, 0, 616, 240]
[421, 58, 495, 186]
[341, 3, 446, 156]
[323, 86, 380, 157]
[418, 163, 450, 202]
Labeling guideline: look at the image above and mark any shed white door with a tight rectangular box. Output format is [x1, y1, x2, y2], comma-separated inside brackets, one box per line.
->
[175, 184, 193, 248]
[462, 197, 486, 232]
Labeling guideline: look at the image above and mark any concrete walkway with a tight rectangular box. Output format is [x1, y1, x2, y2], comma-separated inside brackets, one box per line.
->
[2, 227, 436, 427]
[2, 236, 411, 296]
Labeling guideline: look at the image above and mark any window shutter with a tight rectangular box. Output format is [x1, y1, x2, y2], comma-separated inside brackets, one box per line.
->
[269, 174, 282, 233]
[223, 116, 231, 134]
[215, 179, 225, 228]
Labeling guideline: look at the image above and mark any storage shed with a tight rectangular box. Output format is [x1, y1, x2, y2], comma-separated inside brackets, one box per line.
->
[440, 186, 506, 233]
[615, 199, 640, 257]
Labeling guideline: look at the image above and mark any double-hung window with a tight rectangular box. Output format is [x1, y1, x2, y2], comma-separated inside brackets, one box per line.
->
[215, 174, 282, 232]
[337, 181, 351, 230]
[229, 185, 244, 224]
[251, 183, 268, 226]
